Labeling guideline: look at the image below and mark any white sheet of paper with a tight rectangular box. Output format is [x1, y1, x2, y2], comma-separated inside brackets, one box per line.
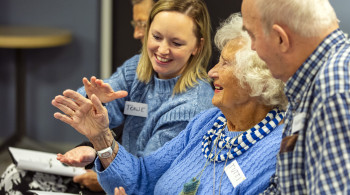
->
[28, 190, 79, 195]
[9, 147, 86, 177]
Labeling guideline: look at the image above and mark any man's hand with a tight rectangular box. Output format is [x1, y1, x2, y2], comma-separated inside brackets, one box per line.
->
[115, 186, 127, 195]
[73, 170, 104, 192]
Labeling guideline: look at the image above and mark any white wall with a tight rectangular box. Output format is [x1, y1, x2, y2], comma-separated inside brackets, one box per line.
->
[331, 0, 350, 34]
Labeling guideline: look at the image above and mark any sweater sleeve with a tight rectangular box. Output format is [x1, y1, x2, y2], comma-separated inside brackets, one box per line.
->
[138, 80, 214, 157]
[94, 112, 202, 195]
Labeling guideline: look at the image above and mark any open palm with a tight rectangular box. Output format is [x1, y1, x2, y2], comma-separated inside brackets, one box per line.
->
[52, 89, 109, 138]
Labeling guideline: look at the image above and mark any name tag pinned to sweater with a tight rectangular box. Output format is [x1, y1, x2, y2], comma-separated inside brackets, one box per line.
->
[124, 101, 148, 117]
[225, 160, 246, 188]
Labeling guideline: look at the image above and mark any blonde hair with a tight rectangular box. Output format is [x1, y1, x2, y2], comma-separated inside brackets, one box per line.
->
[136, 0, 212, 94]
[215, 13, 287, 109]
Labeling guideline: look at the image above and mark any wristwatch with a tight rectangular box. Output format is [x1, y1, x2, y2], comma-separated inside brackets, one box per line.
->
[96, 139, 116, 158]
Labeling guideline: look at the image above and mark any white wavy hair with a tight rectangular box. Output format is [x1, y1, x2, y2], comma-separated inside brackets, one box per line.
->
[255, 0, 338, 37]
[214, 13, 287, 109]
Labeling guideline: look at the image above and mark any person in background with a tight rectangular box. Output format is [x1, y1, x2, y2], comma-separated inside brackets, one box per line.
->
[241, 0, 350, 194]
[0, 0, 156, 194]
[131, 0, 155, 42]
[54, 13, 287, 195]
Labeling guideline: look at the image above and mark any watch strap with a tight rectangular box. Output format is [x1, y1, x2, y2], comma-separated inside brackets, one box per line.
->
[96, 138, 116, 159]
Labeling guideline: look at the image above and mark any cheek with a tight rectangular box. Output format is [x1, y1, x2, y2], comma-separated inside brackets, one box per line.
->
[172, 49, 192, 64]
[147, 39, 156, 52]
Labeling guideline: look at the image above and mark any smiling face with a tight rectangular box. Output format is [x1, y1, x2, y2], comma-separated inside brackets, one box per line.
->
[208, 40, 252, 110]
[147, 11, 200, 79]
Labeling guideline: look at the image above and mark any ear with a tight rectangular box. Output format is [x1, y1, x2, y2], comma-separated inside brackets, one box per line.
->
[192, 38, 204, 55]
[272, 24, 290, 53]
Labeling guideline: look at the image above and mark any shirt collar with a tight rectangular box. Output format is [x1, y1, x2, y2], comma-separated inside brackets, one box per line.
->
[284, 29, 346, 103]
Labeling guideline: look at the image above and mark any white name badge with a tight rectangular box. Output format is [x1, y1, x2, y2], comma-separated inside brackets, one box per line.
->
[225, 160, 246, 188]
[124, 101, 148, 118]
[292, 112, 306, 134]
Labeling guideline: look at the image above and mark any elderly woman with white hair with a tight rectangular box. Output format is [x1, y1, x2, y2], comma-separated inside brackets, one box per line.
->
[53, 13, 287, 195]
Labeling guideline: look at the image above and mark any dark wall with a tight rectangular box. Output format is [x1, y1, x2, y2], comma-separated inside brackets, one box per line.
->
[112, 0, 243, 71]
[112, 0, 141, 71]
[205, 0, 242, 69]
[0, 0, 100, 144]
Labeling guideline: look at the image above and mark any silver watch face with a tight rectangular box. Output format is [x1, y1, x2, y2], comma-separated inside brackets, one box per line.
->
[100, 151, 112, 158]
[98, 147, 113, 158]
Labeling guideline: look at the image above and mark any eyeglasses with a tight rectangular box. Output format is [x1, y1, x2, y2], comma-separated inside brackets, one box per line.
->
[130, 20, 147, 29]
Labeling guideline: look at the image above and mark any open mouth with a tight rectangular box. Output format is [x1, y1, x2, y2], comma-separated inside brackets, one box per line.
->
[155, 54, 172, 63]
[214, 85, 223, 92]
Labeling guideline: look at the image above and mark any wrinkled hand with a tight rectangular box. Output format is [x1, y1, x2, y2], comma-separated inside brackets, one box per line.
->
[115, 186, 127, 195]
[52, 89, 109, 139]
[83, 76, 128, 103]
[73, 170, 104, 192]
[57, 146, 96, 167]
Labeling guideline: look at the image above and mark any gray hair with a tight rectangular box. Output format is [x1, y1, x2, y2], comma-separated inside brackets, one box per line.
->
[215, 13, 287, 109]
[255, 0, 338, 37]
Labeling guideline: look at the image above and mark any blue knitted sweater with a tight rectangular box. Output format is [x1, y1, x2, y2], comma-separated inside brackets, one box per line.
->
[95, 108, 283, 195]
[78, 55, 214, 157]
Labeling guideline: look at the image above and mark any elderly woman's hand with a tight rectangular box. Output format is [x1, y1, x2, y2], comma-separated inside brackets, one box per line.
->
[115, 187, 127, 195]
[57, 146, 96, 167]
[83, 76, 128, 103]
[52, 89, 109, 139]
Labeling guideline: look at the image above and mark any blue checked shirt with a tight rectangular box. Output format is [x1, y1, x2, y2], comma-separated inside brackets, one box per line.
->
[262, 29, 350, 194]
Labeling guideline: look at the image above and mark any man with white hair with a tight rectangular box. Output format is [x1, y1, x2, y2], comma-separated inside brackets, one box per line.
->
[242, 0, 350, 194]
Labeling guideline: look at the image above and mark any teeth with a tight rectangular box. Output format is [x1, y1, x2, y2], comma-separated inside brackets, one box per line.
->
[215, 86, 222, 90]
[156, 55, 170, 62]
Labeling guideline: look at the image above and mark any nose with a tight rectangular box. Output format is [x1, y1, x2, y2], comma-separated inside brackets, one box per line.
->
[208, 63, 218, 79]
[133, 27, 145, 42]
[158, 41, 170, 54]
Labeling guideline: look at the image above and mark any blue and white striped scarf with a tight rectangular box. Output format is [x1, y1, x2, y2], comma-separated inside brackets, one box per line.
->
[202, 108, 284, 162]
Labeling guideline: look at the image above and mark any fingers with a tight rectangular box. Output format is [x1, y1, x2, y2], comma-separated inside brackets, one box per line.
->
[62, 89, 90, 106]
[115, 187, 127, 195]
[56, 154, 72, 165]
[90, 76, 97, 87]
[73, 173, 84, 183]
[91, 94, 106, 115]
[53, 112, 74, 125]
[82, 77, 91, 87]
[52, 90, 90, 126]
[112, 91, 128, 100]
[52, 95, 78, 116]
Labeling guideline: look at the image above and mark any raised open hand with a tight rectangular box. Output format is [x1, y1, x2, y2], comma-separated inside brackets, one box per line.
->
[57, 146, 96, 167]
[83, 76, 128, 103]
[52, 89, 109, 139]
